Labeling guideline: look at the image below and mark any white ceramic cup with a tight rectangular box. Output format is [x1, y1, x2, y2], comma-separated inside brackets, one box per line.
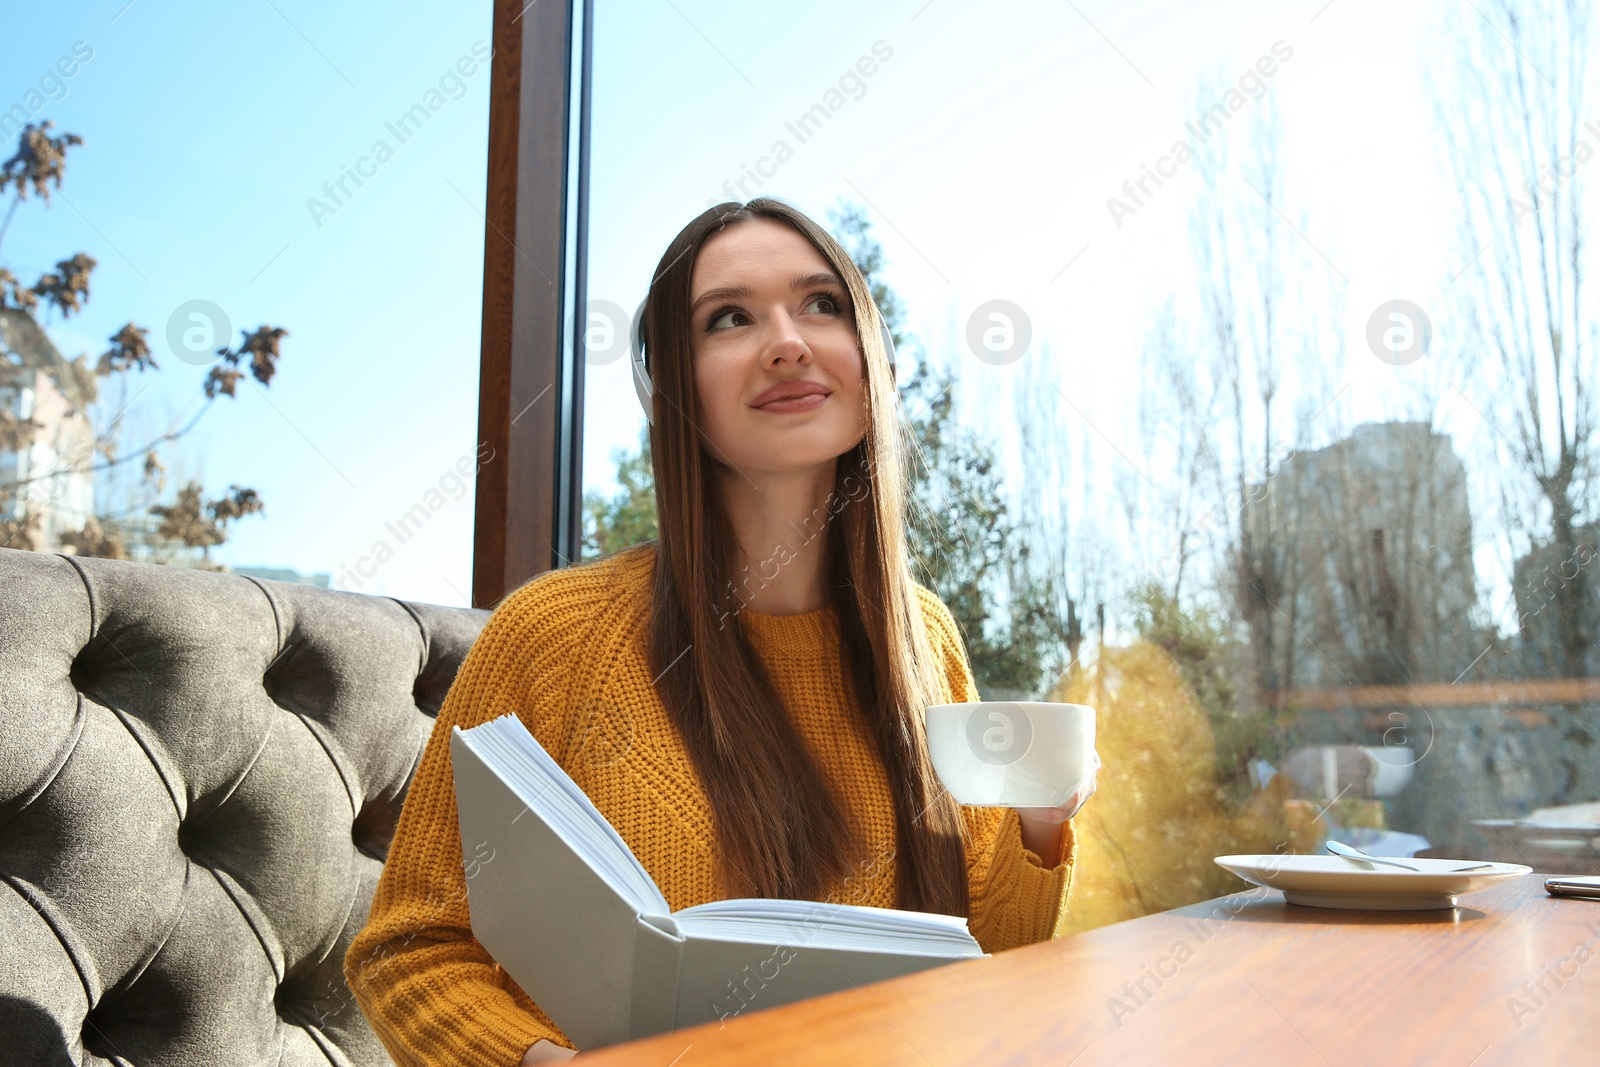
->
[926, 701, 1097, 807]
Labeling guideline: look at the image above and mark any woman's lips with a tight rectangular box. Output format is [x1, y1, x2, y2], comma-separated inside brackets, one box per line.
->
[755, 393, 828, 413]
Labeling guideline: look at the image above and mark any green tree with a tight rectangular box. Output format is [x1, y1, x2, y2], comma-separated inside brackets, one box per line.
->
[830, 202, 1060, 695]
[892, 355, 1059, 693]
[1128, 580, 1290, 806]
[0, 120, 284, 562]
[581, 426, 657, 559]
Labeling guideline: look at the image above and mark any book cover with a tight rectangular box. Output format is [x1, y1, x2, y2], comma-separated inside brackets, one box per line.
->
[451, 714, 984, 1049]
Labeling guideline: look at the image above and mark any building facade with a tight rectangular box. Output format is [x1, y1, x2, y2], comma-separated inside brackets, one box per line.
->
[1242, 421, 1480, 690]
[1, 308, 95, 552]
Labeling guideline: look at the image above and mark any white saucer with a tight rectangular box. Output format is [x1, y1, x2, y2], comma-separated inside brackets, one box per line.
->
[1214, 854, 1532, 910]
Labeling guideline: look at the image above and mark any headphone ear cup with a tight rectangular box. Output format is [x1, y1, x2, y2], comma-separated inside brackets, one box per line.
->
[631, 300, 653, 425]
[631, 350, 654, 426]
[870, 298, 897, 381]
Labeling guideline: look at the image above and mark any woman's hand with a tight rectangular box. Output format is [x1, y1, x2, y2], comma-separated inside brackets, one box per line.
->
[1013, 748, 1101, 829]
[523, 1039, 578, 1064]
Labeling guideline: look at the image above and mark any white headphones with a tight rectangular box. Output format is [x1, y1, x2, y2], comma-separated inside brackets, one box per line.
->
[630, 299, 897, 425]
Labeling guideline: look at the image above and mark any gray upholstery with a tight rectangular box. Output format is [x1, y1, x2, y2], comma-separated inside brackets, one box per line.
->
[0, 547, 489, 1065]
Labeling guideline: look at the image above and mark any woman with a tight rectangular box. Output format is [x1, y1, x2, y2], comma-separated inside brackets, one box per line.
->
[345, 198, 1095, 1065]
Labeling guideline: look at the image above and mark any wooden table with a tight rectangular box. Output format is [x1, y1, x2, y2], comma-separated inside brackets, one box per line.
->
[579, 874, 1598, 1065]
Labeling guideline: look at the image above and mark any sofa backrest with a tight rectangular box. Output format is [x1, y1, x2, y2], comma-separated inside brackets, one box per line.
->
[0, 548, 489, 1065]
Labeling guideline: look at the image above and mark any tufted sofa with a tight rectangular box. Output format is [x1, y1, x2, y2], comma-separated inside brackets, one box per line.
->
[0, 547, 490, 1065]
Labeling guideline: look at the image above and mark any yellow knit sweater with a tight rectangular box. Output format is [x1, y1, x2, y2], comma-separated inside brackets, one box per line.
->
[345, 543, 1078, 1064]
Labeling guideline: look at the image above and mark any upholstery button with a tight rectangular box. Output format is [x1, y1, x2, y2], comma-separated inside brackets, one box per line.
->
[67, 647, 95, 696]
[351, 805, 391, 862]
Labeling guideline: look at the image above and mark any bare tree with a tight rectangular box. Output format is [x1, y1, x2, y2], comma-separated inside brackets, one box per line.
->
[1433, 0, 1597, 679]
[0, 121, 284, 561]
[1131, 297, 1224, 604]
[1184, 94, 1311, 694]
[1013, 341, 1113, 681]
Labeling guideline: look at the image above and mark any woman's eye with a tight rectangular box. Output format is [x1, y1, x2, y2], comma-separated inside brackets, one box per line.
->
[802, 294, 841, 315]
[707, 308, 751, 330]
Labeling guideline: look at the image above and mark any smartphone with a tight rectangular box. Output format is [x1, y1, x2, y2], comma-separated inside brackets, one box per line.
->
[1545, 875, 1600, 899]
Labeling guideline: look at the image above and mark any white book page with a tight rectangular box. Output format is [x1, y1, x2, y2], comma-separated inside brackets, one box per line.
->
[460, 715, 670, 916]
[674, 898, 982, 956]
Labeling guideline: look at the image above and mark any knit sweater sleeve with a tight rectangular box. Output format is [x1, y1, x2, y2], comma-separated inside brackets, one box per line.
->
[344, 568, 605, 1064]
[913, 586, 1079, 953]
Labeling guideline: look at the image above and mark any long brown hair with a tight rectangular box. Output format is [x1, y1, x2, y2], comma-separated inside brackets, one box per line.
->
[635, 198, 970, 916]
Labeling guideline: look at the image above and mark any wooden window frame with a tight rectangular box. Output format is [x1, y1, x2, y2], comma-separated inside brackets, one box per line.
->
[472, 0, 594, 608]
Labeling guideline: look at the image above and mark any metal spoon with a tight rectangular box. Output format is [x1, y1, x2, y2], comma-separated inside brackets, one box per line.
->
[1326, 839, 1496, 873]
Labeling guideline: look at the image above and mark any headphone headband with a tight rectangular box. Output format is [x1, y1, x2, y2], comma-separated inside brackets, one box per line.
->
[630, 299, 896, 426]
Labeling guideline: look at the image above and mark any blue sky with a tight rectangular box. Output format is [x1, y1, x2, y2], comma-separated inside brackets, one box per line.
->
[3, 1, 493, 604]
[4, 0, 1517, 610]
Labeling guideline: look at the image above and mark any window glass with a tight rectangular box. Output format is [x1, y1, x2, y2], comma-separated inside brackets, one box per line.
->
[1, 4, 491, 603]
[583, 0, 1600, 922]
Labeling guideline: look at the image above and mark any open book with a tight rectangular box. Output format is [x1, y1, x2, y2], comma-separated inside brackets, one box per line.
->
[450, 714, 986, 1050]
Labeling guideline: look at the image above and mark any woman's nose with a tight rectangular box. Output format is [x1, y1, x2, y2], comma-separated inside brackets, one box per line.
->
[760, 311, 811, 365]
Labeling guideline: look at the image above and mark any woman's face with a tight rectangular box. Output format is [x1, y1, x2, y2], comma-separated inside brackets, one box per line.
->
[687, 218, 867, 478]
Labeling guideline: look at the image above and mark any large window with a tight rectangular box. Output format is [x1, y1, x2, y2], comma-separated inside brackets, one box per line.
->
[7, 0, 1595, 933]
[579, 0, 1600, 926]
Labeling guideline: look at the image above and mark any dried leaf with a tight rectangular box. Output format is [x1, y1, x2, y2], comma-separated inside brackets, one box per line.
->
[0, 121, 84, 203]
